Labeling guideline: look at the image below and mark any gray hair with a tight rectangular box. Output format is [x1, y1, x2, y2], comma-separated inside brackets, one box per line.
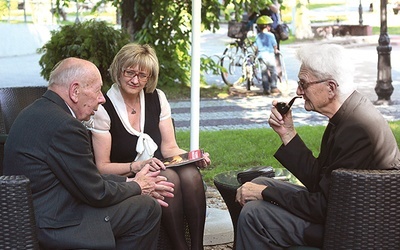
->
[296, 44, 356, 97]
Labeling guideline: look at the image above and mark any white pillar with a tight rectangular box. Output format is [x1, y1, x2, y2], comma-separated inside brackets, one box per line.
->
[190, 0, 201, 150]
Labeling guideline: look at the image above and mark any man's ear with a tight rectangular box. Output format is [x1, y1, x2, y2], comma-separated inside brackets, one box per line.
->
[69, 82, 80, 103]
[327, 80, 338, 98]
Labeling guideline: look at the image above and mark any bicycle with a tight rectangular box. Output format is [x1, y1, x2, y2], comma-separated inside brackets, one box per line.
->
[220, 21, 263, 91]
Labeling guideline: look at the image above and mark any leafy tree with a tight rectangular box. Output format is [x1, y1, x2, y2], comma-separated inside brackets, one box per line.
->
[53, 0, 283, 87]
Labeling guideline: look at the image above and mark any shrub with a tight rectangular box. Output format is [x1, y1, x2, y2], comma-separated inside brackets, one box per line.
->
[37, 20, 130, 91]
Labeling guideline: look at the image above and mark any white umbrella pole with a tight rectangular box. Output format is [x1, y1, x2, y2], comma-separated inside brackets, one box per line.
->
[190, 0, 201, 150]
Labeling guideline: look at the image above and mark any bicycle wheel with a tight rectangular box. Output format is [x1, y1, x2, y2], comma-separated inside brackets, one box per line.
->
[220, 43, 246, 86]
[243, 54, 262, 91]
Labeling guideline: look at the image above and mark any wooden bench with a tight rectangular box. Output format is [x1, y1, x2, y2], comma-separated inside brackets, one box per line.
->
[311, 24, 372, 39]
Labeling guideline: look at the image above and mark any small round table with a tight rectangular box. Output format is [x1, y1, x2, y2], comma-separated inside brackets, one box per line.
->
[213, 171, 241, 248]
[213, 168, 293, 248]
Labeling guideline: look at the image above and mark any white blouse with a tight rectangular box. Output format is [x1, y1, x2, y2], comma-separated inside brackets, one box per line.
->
[90, 83, 172, 161]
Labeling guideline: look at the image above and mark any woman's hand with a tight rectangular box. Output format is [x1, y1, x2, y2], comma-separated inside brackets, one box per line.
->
[140, 157, 166, 172]
[196, 152, 211, 169]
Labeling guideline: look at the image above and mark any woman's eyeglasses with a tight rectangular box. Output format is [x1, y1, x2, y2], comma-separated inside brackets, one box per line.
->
[123, 70, 150, 82]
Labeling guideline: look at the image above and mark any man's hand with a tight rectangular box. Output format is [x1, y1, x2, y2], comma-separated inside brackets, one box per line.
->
[268, 100, 297, 145]
[151, 180, 175, 207]
[128, 165, 174, 207]
[235, 182, 267, 206]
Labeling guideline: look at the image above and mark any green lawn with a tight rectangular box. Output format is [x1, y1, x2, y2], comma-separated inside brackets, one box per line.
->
[307, 2, 345, 10]
[372, 26, 400, 35]
[175, 121, 400, 184]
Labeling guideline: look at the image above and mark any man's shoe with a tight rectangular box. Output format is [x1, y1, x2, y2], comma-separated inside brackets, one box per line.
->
[263, 90, 270, 95]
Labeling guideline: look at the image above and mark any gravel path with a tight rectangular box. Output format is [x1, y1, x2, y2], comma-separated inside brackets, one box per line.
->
[204, 185, 234, 250]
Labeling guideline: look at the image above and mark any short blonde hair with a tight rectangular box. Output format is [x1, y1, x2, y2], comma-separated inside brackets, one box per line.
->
[109, 43, 159, 93]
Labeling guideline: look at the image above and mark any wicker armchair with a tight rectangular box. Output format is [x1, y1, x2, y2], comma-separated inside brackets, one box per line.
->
[0, 87, 47, 134]
[0, 86, 47, 175]
[0, 174, 190, 249]
[0, 87, 191, 249]
[214, 168, 400, 249]
[0, 175, 39, 249]
[323, 168, 400, 249]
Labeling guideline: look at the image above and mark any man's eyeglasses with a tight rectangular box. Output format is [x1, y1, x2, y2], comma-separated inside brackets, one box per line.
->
[123, 70, 150, 82]
[297, 78, 335, 90]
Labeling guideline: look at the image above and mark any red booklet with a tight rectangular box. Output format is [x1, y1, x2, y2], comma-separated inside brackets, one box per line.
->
[162, 149, 204, 167]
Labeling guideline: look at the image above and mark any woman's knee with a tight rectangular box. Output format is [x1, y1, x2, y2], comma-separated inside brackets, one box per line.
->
[160, 168, 181, 186]
[177, 165, 203, 184]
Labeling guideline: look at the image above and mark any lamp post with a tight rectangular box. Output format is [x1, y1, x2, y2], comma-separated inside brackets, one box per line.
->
[374, 0, 393, 105]
[359, 0, 363, 25]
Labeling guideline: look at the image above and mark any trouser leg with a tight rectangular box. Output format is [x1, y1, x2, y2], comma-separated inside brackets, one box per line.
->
[268, 65, 278, 89]
[261, 66, 270, 92]
[236, 177, 323, 250]
[108, 195, 161, 250]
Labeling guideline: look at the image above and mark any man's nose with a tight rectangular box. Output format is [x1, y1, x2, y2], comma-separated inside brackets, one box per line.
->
[99, 93, 106, 104]
[296, 86, 303, 96]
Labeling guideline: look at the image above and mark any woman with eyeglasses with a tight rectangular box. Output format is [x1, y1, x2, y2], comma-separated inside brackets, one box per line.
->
[90, 43, 211, 250]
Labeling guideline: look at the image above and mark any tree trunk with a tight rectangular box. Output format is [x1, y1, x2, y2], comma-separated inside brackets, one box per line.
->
[120, 0, 151, 41]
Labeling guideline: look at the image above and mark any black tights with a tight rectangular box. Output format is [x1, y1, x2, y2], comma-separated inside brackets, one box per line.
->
[160, 165, 206, 250]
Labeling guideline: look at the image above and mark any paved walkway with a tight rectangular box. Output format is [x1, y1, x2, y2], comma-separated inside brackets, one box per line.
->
[1, 22, 399, 132]
[172, 36, 400, 131]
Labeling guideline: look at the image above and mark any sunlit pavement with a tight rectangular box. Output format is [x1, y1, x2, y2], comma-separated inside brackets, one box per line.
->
[1, 20, 399, 131]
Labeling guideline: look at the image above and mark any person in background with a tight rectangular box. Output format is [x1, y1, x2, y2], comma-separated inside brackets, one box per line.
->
[3, 57, 174, 249]
[254, 15, 280, 96]
[90, 43, 211, 250]
[235, 44, 400, 249]
[248, 0, 281, 49]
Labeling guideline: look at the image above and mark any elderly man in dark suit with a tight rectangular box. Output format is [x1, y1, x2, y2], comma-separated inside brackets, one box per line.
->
[235, 44, 400, 249]
[3, 57, 174, 249]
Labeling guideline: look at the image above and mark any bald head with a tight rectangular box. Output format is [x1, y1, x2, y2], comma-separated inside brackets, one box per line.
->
[48, 57, 106, 121]
[49, 57, 100, 89]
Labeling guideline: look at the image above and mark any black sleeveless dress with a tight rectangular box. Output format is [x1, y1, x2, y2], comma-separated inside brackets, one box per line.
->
[103, 91, 163, 163]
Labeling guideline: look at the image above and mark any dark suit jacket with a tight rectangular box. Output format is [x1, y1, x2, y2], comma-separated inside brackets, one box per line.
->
[264, 91, 400, 224]
[3, 90, 142, 249]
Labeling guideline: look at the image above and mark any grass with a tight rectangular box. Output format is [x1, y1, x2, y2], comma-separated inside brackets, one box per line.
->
[307, 3, 345, 10]
[175, 121, 400, 185]
[159, 83, 230, 101]
[372, 26, 400, 35]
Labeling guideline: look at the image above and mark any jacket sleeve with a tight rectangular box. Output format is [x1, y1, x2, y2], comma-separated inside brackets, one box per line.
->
[263, 135, 327, 224]
[47, 118, 142, 207]
[266, 124, 374, 224]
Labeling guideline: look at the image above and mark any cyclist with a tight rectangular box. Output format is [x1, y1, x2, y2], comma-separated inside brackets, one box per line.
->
[248, 0, 282, 49]
[254, 15, 281, 96]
